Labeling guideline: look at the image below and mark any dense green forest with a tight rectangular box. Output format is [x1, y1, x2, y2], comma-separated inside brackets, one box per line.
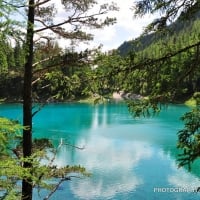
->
[0, 0, 200, 200]
[118, 12, 200, 55]
[0, 41, 95, 102]
[117, 13, 200, 102]
[1, 11, 200, 103]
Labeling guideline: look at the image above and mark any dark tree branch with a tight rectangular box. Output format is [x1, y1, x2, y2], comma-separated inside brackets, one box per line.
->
[34, 35, 52, 43]
[35, 18, 72, 33]
[34, 10, 109, 33]
[33, 61, 62, 75]
[35, 0, 51, 7]
[43, 176, 83, 200]
[32, 103, 45, 117]
[120, 40, 200, 74]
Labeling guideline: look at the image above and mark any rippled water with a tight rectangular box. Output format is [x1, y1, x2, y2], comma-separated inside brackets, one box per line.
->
[1, 102, 200, 200]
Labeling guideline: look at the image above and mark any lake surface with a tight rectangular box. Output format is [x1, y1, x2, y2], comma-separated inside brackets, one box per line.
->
[1, 102, 200, 200]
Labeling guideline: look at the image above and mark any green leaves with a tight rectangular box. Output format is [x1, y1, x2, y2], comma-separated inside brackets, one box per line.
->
[43, 71, 81, 101]
[0, 117, 22, 156]
[177, 107, 200, 170]
[0, 117, 90, 199]
[127, 98, 161, 118]
[0, 118, 23, 199]
[0, 48, 8, 73]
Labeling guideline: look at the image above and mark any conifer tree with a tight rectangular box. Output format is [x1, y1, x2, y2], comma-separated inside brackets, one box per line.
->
[1, 0, 118, 199]
[22, 0, 117, 199]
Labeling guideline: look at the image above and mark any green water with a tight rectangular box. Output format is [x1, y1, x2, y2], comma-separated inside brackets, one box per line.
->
[1, 102, 200, 200]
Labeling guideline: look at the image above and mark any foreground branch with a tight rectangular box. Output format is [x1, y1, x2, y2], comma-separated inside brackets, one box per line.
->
[43, 176, 83, 200]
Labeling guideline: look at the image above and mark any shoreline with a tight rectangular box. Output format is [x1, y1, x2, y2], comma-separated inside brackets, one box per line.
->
[1, 92, 198, 107]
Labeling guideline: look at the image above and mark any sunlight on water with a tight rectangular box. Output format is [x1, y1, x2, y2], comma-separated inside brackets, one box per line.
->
[1, 103, 200, 200]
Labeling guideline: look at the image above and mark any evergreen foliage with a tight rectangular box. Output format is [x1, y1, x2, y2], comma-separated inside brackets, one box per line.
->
[0, 117, 89, 199]
[177, 107, 200, 170]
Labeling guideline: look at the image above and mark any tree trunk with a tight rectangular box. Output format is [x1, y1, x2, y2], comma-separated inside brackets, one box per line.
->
[22, 1, 35, 200]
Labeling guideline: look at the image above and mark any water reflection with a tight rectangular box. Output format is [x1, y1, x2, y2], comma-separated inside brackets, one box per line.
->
[168, 162, 200, 190]
[52, 136, 200, 200]
[49, 104, 200, 199]
[55, 136, 153, 199]
[1, 103, 200, 199]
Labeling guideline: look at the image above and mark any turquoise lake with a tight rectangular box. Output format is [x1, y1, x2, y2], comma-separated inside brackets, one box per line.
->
[1, 102, 200, 200]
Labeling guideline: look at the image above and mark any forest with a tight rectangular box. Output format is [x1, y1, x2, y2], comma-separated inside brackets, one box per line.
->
[0, 0, 200, 200]
[1, 5, 200, 104]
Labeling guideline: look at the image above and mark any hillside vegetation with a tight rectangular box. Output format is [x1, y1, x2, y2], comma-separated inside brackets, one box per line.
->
[116, 14, 200, 103]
